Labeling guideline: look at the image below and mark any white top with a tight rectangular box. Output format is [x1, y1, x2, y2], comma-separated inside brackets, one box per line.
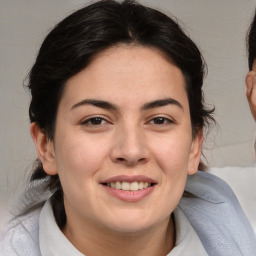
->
[39, 200, 207, 256]
[39, 200, 84, 256]
[168, 207, 207, 256]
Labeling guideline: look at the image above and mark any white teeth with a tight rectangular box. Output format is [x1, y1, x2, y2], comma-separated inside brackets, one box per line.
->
[138, 181, 144, 190]
[130, 181, 139, 191]
[116, 181, 122, 190]
[143, 182, 149, 189]
[122, 182, 130, 191]
[106, 181, 152, 191]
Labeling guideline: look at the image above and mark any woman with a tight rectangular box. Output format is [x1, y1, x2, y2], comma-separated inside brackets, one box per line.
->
[1, 1, 255, 255]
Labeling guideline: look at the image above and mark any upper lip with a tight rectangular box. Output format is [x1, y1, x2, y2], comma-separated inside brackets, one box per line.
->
[100, 175, 157, 184]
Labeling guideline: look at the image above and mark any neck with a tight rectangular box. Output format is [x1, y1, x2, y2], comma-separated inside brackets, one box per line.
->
[63, 215, 175, 256]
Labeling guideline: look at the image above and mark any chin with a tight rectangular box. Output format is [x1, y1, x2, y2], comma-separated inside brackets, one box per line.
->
[102, 211, 166, 234]
[109, 222, 152, 234]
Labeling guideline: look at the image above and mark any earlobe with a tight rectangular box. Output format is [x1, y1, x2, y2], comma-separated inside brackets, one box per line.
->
[30, 123, 58, 175]
[187, 129, 203, 175]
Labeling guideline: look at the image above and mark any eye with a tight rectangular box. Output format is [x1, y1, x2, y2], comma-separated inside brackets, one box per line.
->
[149, 117, 173, 125]
[81, 117, 108, 126]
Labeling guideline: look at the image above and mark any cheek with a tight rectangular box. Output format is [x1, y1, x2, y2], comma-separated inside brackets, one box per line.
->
[54, 133, 109, 179]
[149, 132, 192, 174]
[150, 135, 191, 215]
[54, 134, 111, 207]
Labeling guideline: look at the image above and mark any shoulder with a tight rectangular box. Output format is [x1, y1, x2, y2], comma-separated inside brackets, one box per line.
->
[181, 170, 251, 223]
[179, 171, 256, 255]
[185, 170, 236, 202]
[0, 207, 42, 256]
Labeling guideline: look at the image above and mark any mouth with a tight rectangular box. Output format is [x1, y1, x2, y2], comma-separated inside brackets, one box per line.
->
[103, 181, 155, 191]
[100, 176, 157, 202]
[100, 175, 157, 194]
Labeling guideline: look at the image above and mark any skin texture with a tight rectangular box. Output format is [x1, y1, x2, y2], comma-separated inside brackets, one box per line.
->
[246, 61, 256, 121]
[31, 45, 202, 256]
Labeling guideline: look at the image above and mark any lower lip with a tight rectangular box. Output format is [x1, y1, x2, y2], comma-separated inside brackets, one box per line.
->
[102, 185, 156, 202]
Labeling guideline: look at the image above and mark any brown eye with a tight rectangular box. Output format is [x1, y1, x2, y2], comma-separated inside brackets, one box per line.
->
[82, 117, 107, 126]
[149, 117, 172, 125]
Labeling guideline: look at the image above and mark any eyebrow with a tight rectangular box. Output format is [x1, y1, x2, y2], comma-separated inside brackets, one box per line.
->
[71, 99, 118, 111]
[141, 98, 183, 111]
[71, 98, 183, 111]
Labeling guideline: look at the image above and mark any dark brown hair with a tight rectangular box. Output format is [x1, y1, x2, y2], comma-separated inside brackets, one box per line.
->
[247, 9, 256, 70]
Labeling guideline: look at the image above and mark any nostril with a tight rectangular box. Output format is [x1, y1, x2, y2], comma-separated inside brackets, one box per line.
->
[115, 157, 147, 165]
[138, 157, 146, 162]
[117, 157, 125, 162]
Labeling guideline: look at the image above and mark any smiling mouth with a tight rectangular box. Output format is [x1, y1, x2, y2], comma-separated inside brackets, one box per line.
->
[103, 181, 155, 191]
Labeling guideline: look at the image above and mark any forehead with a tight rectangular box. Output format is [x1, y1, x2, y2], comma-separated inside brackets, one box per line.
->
[61, 45, 188, 110]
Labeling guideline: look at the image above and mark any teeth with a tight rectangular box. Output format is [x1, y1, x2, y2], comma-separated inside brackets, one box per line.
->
[122, 182, 130, 191]
[116, 181, 122, 190]
[106, 181, 151, 191]
[143, 182, 149, 189]
[138, 181, 144, 190]
[130, 181, 138, 191]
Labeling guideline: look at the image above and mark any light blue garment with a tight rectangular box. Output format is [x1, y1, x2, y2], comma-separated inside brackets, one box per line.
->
[0, 207, 41, 256]
[180, 171, 256, 256]
[1, 171, 256, 255]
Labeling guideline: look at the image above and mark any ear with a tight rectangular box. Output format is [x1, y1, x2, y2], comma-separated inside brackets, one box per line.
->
[187, 129, 203, 175]
[245, 71, 256, 99]
[30, 122, 58, 175]
[245, 71, 256, 121]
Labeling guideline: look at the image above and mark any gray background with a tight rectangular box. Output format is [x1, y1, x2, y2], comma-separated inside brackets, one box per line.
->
[1, 0, 256, 228]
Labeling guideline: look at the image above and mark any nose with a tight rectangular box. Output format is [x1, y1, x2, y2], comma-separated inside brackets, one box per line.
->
[110, 125, 150, 166]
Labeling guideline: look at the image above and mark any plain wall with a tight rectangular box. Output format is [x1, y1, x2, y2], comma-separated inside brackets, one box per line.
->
[1, 0, 256, 226]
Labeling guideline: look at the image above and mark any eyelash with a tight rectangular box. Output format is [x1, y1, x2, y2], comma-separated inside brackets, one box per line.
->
[148, 116, 174, 125]
[81, 116, 109, 126]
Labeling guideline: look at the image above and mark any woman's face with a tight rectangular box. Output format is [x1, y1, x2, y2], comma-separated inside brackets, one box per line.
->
[40, 45, 202, 234]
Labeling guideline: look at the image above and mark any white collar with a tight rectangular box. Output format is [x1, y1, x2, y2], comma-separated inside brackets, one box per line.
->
[167, 206, 207, 256]
[39, 200, 84, 256]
